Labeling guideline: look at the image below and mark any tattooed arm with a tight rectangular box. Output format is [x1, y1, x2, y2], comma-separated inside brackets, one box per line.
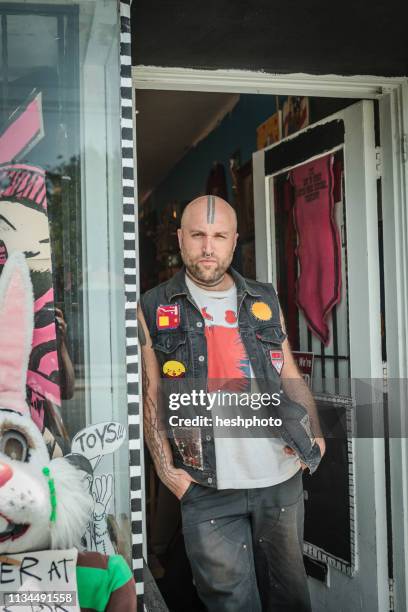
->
[137, 305, 194, 499]
[279, 308, 326, 461]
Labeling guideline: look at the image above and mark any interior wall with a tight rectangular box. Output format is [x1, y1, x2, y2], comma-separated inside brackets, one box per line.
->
[141, 94, 355, 214]
[142, 94, 277, 212]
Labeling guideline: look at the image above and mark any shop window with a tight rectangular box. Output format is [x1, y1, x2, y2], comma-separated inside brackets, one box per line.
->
[0, 1, 131, 564]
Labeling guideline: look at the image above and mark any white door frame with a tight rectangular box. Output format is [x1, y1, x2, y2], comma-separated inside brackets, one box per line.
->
[132, 65, 408, 611]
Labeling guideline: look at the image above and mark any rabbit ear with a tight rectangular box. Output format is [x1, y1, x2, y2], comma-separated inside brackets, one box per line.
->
[0, 252, 33, 415]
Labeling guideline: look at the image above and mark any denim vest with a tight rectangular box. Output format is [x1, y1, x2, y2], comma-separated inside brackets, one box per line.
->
[140, 267, 321, 487]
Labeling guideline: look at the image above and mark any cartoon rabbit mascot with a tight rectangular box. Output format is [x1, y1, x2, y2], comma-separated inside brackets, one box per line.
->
[0, 253, 136, 611]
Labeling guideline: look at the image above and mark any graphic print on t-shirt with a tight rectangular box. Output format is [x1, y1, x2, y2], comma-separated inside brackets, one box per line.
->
[191, 293, 252, 391]
[205, 324, 251, 390]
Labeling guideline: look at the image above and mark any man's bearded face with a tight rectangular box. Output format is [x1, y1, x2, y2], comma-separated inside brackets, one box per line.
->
[179, 226, 237, 285]
[177, 196, 238, 286]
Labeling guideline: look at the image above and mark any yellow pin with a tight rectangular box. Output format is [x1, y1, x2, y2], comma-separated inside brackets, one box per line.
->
[251, 301, 272, 321]
[163, 360, 186, 378]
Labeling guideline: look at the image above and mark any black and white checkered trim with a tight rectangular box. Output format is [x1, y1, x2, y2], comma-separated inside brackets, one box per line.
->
[119, 0, 143, 597]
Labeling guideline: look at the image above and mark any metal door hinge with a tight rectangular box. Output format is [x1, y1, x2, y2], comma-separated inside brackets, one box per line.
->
[375, 146, 382, 179]
[389, 577, 395, 612]
[402, 135, 408, 164]
[383, 362, 388, 391]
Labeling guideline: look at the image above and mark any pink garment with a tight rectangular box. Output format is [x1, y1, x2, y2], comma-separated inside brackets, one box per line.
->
[291, 154, 341, 345]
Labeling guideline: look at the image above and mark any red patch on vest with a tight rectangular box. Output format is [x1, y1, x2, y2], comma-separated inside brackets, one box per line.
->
[156, 304, 180, 329]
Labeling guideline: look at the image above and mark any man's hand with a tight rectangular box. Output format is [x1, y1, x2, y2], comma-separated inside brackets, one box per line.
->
[165, 467, 196, 500]
[283, 436, 326, 471]
[315, 436, 326, 458]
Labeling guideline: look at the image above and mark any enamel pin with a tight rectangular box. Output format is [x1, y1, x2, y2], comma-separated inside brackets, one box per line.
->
[156, 304, 180, 329]
[163, 360, 186, 378]
[270, 350, 284, 375]
[251, 301, 272, 321]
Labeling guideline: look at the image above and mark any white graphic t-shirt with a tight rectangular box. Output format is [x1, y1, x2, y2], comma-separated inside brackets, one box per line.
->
[186, 276, 299, 489]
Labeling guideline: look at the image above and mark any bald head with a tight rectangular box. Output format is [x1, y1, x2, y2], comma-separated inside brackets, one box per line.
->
[181, 195, 237, 232]
[177, 195, 238, 288]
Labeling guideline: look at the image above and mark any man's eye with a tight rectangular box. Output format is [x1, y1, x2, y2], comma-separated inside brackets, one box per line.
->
[1, 430, 29, 462]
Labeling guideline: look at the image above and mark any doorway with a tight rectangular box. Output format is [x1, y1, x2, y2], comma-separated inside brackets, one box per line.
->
[134, 73, 408, 612]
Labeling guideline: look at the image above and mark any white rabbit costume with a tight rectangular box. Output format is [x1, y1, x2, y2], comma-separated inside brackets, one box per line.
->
[0, 253, 136, 611]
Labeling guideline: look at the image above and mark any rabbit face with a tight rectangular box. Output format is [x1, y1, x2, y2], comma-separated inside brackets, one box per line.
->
[0, 254, 93, 555]
[0, 411, 52, 554]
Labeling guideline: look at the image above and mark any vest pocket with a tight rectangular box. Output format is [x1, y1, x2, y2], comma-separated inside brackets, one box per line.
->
[255, 325, 286, 345]
[152, 331, 187, 354]
[152, 332, 188, 379]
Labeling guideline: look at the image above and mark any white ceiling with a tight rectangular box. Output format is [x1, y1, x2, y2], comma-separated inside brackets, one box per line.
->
[135, 90, 239, 203]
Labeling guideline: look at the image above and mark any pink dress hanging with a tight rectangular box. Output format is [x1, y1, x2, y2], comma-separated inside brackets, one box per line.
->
[291, 153, 342, 345]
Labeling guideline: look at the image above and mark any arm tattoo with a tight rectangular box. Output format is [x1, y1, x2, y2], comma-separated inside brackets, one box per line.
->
[141, 351, 179, 490]
[282, 377, 323, 438]
[137, 317, 146, 346]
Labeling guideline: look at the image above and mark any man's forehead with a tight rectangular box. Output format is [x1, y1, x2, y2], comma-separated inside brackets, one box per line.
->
[185, 223, 232, 234]
[182, 195, 236, 229]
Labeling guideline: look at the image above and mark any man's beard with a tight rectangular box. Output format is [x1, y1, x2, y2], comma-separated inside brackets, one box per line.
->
[182, 253, 231, 286]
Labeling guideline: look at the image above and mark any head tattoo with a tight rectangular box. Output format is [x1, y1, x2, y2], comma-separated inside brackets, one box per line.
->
[207, 195, 215, 224]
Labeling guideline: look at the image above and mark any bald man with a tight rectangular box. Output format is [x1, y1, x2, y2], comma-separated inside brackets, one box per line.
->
[138, 195, 325, 612]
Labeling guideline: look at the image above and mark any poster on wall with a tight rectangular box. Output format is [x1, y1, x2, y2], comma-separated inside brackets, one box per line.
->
[282, 96, 309, 137]
[0, 90, 61, 432]
[292, 351, 314, 387]
[256, 110, 282, 149]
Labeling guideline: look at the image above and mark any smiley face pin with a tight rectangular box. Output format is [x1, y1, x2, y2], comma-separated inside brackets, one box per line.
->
[163, 360, 186, 378]
[251, 301, 272, 321]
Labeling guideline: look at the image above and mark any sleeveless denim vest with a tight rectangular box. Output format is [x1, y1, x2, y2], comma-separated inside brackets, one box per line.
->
[140, 267, 321, 487]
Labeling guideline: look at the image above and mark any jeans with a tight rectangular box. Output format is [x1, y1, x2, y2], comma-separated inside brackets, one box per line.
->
[181, 469, 311, 612]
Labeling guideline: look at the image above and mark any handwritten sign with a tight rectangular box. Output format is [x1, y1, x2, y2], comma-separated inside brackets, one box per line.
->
[0, 548, 79, 612]
[71, 422, 126, 469]
[292, 351, 314, 387]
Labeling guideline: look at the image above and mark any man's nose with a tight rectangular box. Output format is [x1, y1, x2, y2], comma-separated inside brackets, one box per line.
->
[203, 236, 213, 255]
[0, 462, 12, 487]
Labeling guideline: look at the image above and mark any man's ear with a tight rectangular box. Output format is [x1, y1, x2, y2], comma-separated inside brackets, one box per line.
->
[233, 232, 239, 250]
[177, 228, 183, 250]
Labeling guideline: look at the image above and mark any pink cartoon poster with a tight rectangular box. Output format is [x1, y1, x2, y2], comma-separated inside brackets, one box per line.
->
[0, 90, 61, 431]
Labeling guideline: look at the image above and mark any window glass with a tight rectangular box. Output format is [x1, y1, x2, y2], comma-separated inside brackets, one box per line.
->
[0, 1, 131, 564]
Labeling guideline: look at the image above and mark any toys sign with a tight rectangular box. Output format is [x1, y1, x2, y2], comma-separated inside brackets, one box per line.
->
[71, 422, 126, 469]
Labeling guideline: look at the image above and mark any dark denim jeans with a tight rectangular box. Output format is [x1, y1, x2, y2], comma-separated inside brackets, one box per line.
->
[181, 469, 311, 612]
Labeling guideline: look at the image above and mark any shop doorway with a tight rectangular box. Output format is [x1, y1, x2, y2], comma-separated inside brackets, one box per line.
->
[134, 75, 408, 612]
